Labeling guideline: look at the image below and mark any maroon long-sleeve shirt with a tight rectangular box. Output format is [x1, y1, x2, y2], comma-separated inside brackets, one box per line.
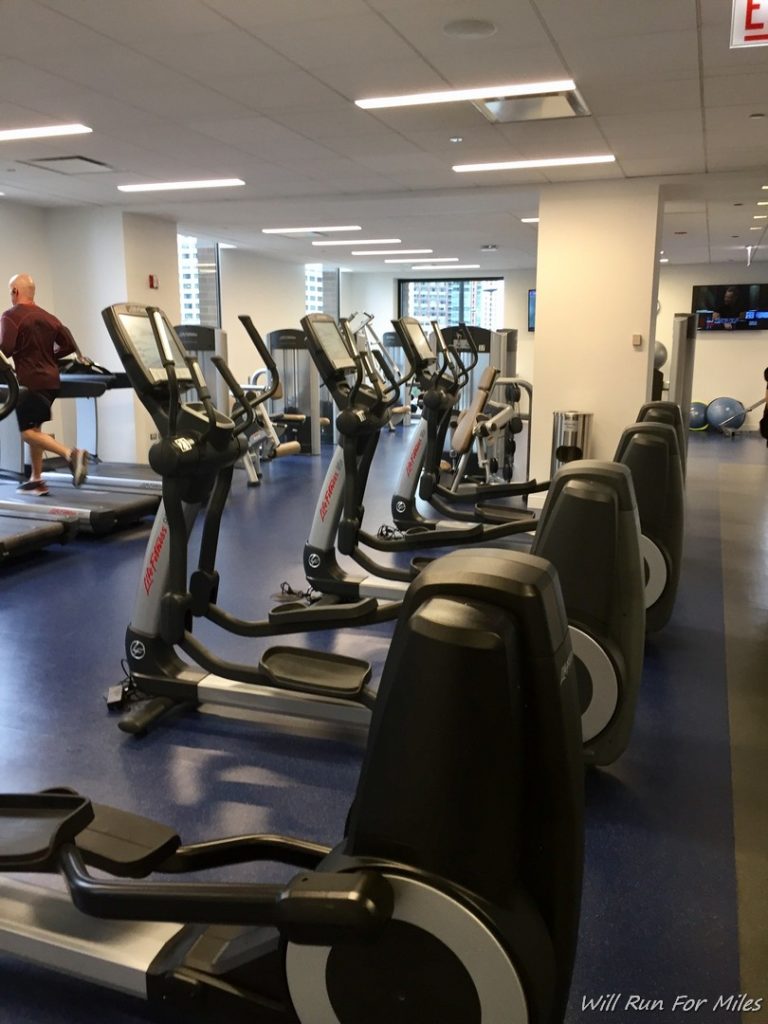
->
[0, 302, 77, 391]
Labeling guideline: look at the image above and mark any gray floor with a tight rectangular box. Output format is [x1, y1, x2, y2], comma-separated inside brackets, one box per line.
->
[712, 441, 768, 1001]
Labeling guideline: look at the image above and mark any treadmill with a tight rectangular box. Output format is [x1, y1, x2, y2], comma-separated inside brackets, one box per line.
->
[41, 364, 162, 495]
[0, 371, 160, 535]
[0, 355, 79, 559]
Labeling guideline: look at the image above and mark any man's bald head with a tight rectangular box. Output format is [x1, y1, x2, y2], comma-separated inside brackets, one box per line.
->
[9, 274, 36, 304]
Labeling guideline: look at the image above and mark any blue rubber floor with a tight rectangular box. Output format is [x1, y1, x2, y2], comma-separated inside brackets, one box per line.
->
[0, 427, 764, 1022]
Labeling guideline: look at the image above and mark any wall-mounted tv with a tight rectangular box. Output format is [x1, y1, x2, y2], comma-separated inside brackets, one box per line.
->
[528, 288, 536, 332]
[692, 283, 768, 331]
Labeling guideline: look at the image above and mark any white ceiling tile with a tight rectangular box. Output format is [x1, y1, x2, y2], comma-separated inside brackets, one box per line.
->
[249, 11, 421, 69]
[585, 78, 702, 117]
[536, 0, 698, 38]
[36, 0, 225, 38]
[564, 30, 701, 80]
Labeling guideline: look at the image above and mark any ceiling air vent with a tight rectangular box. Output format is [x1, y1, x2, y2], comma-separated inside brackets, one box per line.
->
[20, 156, 114, 174]
[473, 86, 590, 124]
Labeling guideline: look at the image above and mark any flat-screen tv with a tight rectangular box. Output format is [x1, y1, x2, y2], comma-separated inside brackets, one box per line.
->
[528, 288, 536, 332]
[691, 283, 768, 331]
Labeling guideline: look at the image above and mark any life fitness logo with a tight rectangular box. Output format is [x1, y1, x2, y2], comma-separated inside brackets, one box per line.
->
[143, 519, 169, 594]
[319, 466, 341, 522]
[731, 0, 768, 46]
[405, 436, 423, 477]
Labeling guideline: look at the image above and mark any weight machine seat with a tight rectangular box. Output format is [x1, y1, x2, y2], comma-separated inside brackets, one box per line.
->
[451, 365, 499, 455]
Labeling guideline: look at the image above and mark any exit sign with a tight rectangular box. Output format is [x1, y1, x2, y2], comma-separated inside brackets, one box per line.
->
[732, 0, 768, 46]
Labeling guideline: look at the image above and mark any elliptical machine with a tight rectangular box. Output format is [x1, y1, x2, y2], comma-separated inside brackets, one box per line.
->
[102, 304, 386, 736]
[0, 546, 585, 1024]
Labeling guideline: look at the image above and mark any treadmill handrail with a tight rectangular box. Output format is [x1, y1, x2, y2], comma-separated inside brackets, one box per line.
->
[0, 351, 19, 420]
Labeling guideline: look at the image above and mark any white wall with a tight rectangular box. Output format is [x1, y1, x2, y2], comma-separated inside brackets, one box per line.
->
[658, 261, 768, 429]
[340, 271, 397, 336]
[0, 204, 62, 454]
[503, 269, 537, 381]
[531, 181, 662, 476]
[218, 250, 306, 385]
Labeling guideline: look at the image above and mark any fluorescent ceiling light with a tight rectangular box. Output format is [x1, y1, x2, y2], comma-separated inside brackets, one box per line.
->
[312, 238, 401, 247]
[352, 248, 433, 256]
[385, 257, 459, 264]
[757, 201, 768, 206]
[262, 225, 361, 234]
[753, 214, 767, 219]
[356, 79, 576, 110]
[750, 226, 763, 230]
[454, 155, 616, 173]
[659, 258, 669, 263]
[0, 123, 92, 142]
[414, 264, 481, 270]
[520, 217, 540, 223]
[218, 242, 237, 249]
[117, 178, 245, 192]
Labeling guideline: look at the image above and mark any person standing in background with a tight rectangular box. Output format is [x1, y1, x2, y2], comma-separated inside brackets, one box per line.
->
[0, 273, 88, 495]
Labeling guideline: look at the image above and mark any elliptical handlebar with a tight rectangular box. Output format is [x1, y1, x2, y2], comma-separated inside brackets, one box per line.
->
[210, 355, 256, 437]
[0, 350, 19, 421]
[146, 307, 181, 435]
[237, 315, 283, 404]
[432, 320, 472, 389]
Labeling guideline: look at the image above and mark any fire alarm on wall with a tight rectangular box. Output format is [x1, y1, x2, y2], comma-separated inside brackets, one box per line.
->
[148, 274, 159, 289]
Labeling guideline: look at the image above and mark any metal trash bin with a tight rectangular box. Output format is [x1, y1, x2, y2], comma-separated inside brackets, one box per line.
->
[551, 411, 592, 475]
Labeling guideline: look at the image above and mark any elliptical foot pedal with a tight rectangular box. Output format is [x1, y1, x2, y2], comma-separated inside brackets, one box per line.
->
[75, 802, 180, 877]
[259, 647, 371, 696]
[269, 594, 379, 626]
[0, 793, 93, 871]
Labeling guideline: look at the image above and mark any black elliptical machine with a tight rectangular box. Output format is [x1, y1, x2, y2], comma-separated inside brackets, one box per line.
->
[0, 548, 585, 1024]
[102, 304, 391, 737]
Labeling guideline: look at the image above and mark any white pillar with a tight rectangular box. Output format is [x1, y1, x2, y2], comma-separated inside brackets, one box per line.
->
[530, 181, 662, 482]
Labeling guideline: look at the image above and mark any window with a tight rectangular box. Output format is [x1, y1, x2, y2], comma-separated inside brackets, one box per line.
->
[177, 234, 221, 326]
[398, 278, 503, 330]
[305, 263, 339, 318]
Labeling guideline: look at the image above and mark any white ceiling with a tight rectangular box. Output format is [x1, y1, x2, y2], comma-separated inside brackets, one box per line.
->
[0, 0, 767, 271]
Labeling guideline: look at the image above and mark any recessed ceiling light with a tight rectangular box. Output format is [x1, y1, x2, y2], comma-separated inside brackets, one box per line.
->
[356, 79, 576, 110]
[659, 250, 665, 255]
[117, 178, 245, 192]
[385, 257, 459, 263]
[454, 155, 615, 172]
[520, 217, 540, 223]
[262, 225, 361, 234]
[734, 202, 744, 206]
[0, 123, 92, 142]
[414, 264, 481, 270]
[352, 249, 433, 256]
[442, 19, 497, 38]
[659, 258, 669, 263]
[312, 238, 401, 246]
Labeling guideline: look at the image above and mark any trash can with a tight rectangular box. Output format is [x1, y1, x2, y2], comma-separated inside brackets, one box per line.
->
[551, 410, 592, 475]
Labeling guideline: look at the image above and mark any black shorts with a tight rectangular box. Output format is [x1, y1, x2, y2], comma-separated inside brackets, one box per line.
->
[16, 389, 57, 431]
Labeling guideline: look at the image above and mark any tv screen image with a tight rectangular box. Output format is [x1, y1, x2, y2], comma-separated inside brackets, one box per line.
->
[691, 283, 768, 331]
[528, 288, 536, 332]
